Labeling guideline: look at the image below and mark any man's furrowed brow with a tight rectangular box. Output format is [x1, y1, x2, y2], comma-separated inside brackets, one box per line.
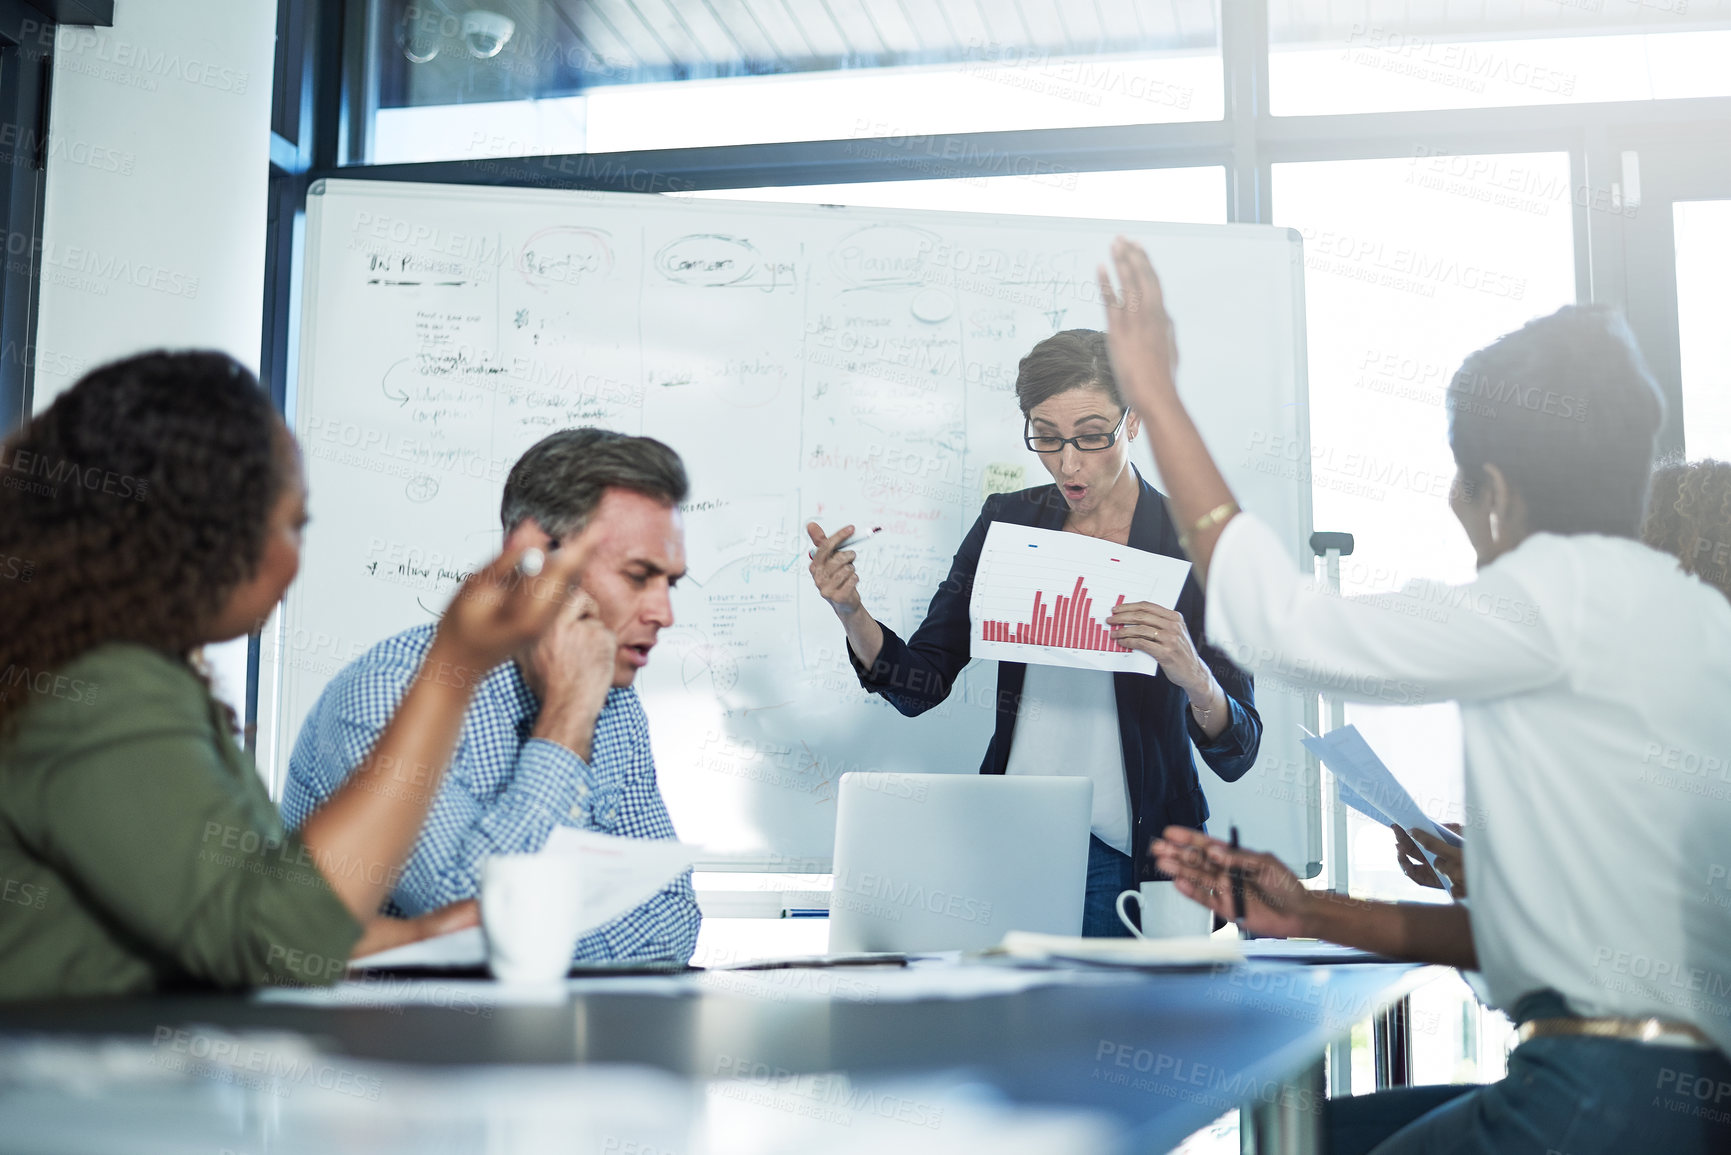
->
[627, 557, 686, 580]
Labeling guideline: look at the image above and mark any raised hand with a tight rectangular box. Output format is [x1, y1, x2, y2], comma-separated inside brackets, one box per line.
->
[1097, 236, 1181, 418]
[1152, 825, 1315, 940]
[528, 589, 618, 760]
[806, 522, 865, 618]
[434, 537, 589, 675]
[805, 521, 886, 668]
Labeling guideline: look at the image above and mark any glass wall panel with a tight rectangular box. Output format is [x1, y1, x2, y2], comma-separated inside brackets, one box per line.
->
[365, 0, 1223, 164]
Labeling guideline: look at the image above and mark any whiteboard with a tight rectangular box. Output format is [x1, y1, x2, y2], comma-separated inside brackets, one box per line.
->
[265, 178, 1319, 874]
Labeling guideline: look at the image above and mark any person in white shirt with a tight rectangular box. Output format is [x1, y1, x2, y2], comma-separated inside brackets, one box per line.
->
[1096, 237, 1731, 1154]
[1392, 458, 1731, 900]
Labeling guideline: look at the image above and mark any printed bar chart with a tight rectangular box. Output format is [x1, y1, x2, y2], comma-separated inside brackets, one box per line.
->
[969, 522, 1192, 675]
[980, 576, 1131, 653]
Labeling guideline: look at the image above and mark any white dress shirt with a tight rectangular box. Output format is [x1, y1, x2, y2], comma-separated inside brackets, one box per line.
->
[1004, 663, 1135, 856]
[1207, 513, 1731, 1052]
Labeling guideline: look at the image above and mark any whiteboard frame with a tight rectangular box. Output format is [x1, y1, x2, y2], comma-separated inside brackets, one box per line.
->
[272, 177, 1320, 876]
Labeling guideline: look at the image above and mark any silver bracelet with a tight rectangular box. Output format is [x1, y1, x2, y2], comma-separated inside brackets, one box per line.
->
[1191, 681, 1219, 727]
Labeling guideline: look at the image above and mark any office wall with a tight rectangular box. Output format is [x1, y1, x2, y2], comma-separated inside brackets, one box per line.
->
[31, 0, 279, 710]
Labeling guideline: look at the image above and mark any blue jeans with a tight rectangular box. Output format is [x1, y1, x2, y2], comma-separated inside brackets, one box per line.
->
[1082, 835, 1135, 938]
[1329, 992, 1731, 1155]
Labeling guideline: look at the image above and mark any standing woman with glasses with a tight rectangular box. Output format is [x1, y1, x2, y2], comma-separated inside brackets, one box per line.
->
[805, 329, 1261, 936]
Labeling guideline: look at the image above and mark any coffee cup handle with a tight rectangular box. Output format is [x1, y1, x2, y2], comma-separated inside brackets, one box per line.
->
[1115, 889, 1147, 939]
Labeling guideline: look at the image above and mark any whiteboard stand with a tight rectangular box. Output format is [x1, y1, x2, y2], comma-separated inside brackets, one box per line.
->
[1310, 529, 1360, 1101]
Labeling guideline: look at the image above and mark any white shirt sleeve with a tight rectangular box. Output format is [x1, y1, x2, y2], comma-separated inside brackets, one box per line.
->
[1204, 513, 1568, 706]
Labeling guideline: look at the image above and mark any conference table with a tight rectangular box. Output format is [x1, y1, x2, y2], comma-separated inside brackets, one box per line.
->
[0, 956, 1439, 1154]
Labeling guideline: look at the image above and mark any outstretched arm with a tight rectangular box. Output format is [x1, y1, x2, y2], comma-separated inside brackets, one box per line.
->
[1153, 825, 1477, 969]
[299, 541, 588, 923]
[1097, 238, 1240, 583]
[833, 502, 1002, 717]
[808, 521, 886, 668]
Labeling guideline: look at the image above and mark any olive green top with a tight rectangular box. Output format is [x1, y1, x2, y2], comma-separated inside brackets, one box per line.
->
[0, 644, 361, 1000]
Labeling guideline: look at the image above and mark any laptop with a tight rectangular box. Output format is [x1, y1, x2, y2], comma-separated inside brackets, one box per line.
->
[828, 772, 1092, 953]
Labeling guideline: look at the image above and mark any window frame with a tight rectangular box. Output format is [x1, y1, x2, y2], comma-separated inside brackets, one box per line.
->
[0, 0, 112, 436]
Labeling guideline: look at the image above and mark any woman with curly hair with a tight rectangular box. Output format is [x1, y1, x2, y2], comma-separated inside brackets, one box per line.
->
[1642, 458, 1731, 600]
[0, 351, 584, 999]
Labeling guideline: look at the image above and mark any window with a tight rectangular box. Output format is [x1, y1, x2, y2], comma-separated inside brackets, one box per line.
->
[363, 0, 1223, 164]
[1674, 200, 1731, 458]
[680, 166, 1227, 224]
[1270, 3, 1731, 116]
[1272, 152, 1577, 897]
[1275, 154, 1576, 1096]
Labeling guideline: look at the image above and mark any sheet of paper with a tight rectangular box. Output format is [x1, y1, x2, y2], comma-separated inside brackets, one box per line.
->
[253, 975, 566, 1007]
[968, 522, 1191, 675]
[1300, 725, 1464, 877]
[1237, 939, 1390, 964]
[991, 930, 1243, 967]
[1337, 781, 1393, 826]
[696, 958, 1101, 1002]
[543, 827, 699, 933]
[348, 832, 697, 971]
[351, 925, 487, 970]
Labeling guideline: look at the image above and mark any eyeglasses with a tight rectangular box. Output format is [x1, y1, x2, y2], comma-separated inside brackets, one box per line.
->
[1024, 408, 1130, 454]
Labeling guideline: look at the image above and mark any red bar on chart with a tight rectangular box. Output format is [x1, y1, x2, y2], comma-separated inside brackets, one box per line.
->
[986, 577, 1142, 654]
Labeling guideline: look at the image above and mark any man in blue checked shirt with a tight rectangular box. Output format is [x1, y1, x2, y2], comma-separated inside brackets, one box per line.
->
[283, 429, 701, 963]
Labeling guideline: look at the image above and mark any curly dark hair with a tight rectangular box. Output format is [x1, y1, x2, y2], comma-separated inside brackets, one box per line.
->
[1642, 459, 1731, 602]
[0, 351, 283, 729]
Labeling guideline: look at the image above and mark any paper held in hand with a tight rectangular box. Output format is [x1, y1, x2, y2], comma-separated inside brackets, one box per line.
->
[1299, 724, 1464, 876]
[351, 829, 697, 970]
[968, 522, 1191, 675]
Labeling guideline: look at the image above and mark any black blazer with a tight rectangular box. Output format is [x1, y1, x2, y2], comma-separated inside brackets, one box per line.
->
[850, 474, 1261, 882]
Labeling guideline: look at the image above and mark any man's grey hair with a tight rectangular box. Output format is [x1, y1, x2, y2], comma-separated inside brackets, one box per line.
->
[499, 428, 689, 540]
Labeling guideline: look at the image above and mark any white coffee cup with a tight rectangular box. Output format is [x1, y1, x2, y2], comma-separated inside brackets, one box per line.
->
[1115, 880, 1215, 939]
[480, 854, 583, 983]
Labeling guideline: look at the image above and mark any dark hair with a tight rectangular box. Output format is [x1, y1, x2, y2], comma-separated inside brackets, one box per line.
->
[0, 351, 282, 728]
[1446, 305, 1665, 538]
[499, 428, 689, 538]
[1014, 329, 1123, 416]
[1642, 459, 1731, 601]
